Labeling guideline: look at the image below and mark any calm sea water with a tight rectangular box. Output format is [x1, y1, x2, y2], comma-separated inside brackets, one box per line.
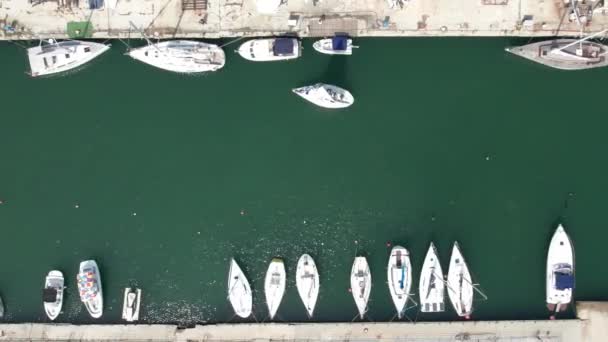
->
[0, 38, 606, 324]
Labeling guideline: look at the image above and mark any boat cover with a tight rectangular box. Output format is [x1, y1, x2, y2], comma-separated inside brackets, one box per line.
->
[332, 36, 348, 51]
[89, 0, 104, 9]
[43, 288, 58, 302]
[555, 272, 574, 290]
[77, 272, 99, 301]
[273, 38, 294, 55]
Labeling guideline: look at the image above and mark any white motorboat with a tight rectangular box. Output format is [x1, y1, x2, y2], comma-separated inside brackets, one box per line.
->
[296, 254, 319, 318]
[77, 260, 103, 319]
[122, 288, 142, 322]
[27, 39, 110, 77]
[227, 258, 253, 318]
[127, 40, 225, 73]
[446, 242, 474, 318]
[264, 258, 286, 319]
[292, 83, 354, 109]
[237, 38, 301, 62]
[419, 242, 445, 313]
[350, 256, 371, 319]
[43, 270, 64, 320]
[387, 246, 411, 319]
[546, 224, 575, 313]
[313, 34, 355, 55]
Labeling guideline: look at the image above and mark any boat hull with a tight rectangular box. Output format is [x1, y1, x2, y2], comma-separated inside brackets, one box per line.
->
[293, 83, 354, 109]
[296, 254, 319, 318]
[77, 260, 103, 319]
[446, 242, 473, 317]
[387, 246, 411, 319]
[312, 38, 353, 55]
[237, 39, 301, 62]
[228, 259, 253, 318]
[128, 40, 225, 73]
[122, 288, 142, 322]
[43, 270, 64, 320]
[506, 39, 608, 70]
[419, 242, 445, 313]
[28, 41, 110, 77]
[264, 258, 286, 319]
[350, 256, 371, 319]
[546, 225, 574, 311]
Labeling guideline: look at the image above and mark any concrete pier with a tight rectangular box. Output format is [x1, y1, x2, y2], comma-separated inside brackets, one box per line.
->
[0, 302, 606, 342]
[1, 0, 608, 39]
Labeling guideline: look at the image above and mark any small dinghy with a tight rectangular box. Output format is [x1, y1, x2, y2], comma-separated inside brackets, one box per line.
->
[28, 39, 110, 77]
[122, 288, 142, 322]
[264, 258, 286, 319]
[77, 260, 103, 318]
[350, 256, 371, 319]
[313, 34, 356, 55]
[446, 242, 474, 318]
[237, 38, 301, 62]
[387, 246, 412, 319]
[419, 242, 445, 313]
[43, 270, 64, 320]
[292, 83, 354, 109]
[127, 40, 225, 73]
[227, 258, 253, 318]
[546, 224, 575, 314]
[296, 254, 320, 318]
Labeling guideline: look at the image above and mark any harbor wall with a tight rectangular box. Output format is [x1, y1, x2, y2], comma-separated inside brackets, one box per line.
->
[0, 301, 606, 342]
[1, 0, 608, 40]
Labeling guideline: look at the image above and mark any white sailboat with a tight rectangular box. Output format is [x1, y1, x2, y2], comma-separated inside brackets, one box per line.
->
[546, 224, 575, 313]
[292, 83, 354, 109]
[419, 242, 445, 313]
[446, 242, 474, 318]
[127, 40, 225, 73]
[227, 258, 253, 318]
[264, 258, 286, 319]
[296, 254, 319, 318]
[350, 256, 371, 319]
[237, 38, 301, 62]
[121, 288, 142, 322]
[27, 39, 110, 77]
[312, 34, 356, 55]
[387, 246, 412, 319]
[43, 270, 64, 320]
[77, 260, 103, 319]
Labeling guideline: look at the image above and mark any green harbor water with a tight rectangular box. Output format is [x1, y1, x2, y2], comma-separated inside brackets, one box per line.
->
[0, 38, 607, 324]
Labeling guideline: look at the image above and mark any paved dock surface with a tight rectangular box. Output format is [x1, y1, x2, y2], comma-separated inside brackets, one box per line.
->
[1, 0, 608, 39]
[0, 302, 606, 342]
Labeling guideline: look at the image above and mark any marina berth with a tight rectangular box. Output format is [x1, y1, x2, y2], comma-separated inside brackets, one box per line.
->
[127, 40, 225, 73]
[264, 258, 286, 320]
[313, 34, 356, 55]
[237, 38, 301, 62]
[350, 256, 371, 319]
[296, 254, 320, 318]
[387, 245, 412, 319]
[27, 39, 110, 77]
[446, 242, 474, 318]
[227, 259, 253, 318]
[546, 224, 575, 314]
[292, 83, 354, 109]
[77, 260, 103, 319]
[43, 271, 64, 321]
[419, 242, 445, 313]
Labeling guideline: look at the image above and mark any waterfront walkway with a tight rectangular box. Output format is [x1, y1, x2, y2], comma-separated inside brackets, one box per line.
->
[0, 302, 606, 342]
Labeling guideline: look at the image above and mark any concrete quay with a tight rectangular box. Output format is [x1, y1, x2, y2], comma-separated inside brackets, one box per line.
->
[0, 302, 606, 342]
[1, 0, 608, 40]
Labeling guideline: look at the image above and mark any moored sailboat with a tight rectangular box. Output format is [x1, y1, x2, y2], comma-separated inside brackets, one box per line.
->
[350, 256, 371, 319]
[77, 260, 103, 319]
[43, 270, 64, 320]
[387, 245, 412, 319]
[122, 287, 142, 322]
[296, 254, 319, 318]
[127, 40, 225, 73]
[292, 83, 354, 109]
[546, 224, 575, 314]
[27, 39, 110, 77]
[446, 242, 474, 318]
[264, 258, 286, 319]
[419, 242, 445, 313]
[227, 258, 253, 318]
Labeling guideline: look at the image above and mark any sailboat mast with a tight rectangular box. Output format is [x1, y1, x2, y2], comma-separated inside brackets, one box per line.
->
[553, 28, 608, 53]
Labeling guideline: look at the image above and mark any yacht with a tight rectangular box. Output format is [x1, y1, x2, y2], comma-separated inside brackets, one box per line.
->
[122, 287, 142, 322]
[227, 259, 253, 318]
[77, 260, 103, 318]
[546, 224, 575, 314]
[127, 40, 225, 73]
[264, 258, 286, 319]
[446, 242, 474, 318]
[43, 270, 64, 320]
[237, 38, 301, 62]
[387, 246, 411, 319]
[292, 83, 354, 109]
[419, 242, 445, 313]
[28, 39, 110, 77]
[313, 34, 355, 55]
[350, 256, 371, 319]
[296, 254, 319, 318]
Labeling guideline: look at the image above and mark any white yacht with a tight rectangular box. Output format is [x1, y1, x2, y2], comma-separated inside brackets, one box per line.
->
[122, 288, 142, 322]
[237, 38, 301, 62]
[264, 258, 286, 319]
[43, 270, 64, 320]
[295, 254, 319, 318]
[227, 259, 253, 318]
[350, 256, 371, 319]
[292, 83, 354, 109]
[546, 224, 574, 313]
[446, 242, 474, 318]
[419, 242, 445, 313]
[505, 29, 608, 70]
[127, 40, 225, 73]
[27, 39, 110, 77]
[387, 246, 411, 319]
[77, 260, 103, 319]
[313, 34, 355, 55]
